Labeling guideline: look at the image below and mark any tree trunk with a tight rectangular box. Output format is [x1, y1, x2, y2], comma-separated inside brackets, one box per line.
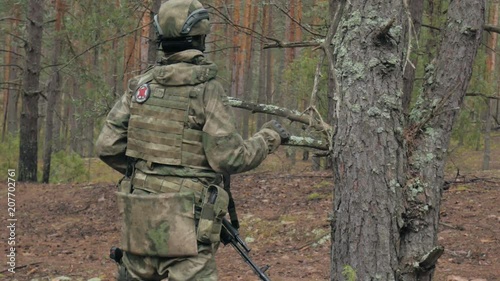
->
[42, 0, 64, 183]
[240, 1, 254, 139]
[18, 0, 44, 182]
[4, 5, 22, 137]
[402, 0, 424, 114]
[5, 44, 20, 137]
[312, 155, 320, 171]
[402, 1, 484, 280]
[482, 1, 498, 170]
[70, 77, 82, 155]
[330, 0, 484, 280]
[331, 1, 407, 278]
[265, 5, 274, 122]
[257, 3, 269, 130]
[42, 72, 60, 183]
[302, 150, 309, 161]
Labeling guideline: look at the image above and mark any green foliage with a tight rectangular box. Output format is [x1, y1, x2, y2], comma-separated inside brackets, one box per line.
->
[302, 0, 330, 36]
[282, 49, 328, 114]
[342, 265, 357, 281]
[49, 151, 89, 184]
[0, 135, 20, 181]
[307, 192, 321, 200]
[313, 180, 331, 189]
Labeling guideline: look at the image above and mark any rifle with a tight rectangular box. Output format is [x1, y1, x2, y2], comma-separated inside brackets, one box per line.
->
[220, 218, 272, 281]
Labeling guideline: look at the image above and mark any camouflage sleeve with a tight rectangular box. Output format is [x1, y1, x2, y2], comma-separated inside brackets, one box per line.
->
[201, 80, 281, 174]
[95, 92, 131, 175]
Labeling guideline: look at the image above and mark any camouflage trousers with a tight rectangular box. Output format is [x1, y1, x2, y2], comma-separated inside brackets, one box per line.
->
[117, 243, 218, 281]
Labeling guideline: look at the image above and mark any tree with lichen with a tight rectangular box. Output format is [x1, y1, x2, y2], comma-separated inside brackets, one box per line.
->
[330, 0, 484, 280]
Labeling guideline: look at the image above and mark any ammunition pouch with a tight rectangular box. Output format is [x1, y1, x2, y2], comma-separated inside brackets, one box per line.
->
[118, 177, 132, 194]
[196, 185, 229, 244]
[116, 191, 198, 257]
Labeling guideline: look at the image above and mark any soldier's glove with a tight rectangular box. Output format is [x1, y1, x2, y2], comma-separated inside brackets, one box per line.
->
[261, 120, 291, 144]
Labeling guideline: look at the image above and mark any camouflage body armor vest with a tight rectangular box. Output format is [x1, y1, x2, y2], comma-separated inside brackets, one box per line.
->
[125, 82, 211, 170]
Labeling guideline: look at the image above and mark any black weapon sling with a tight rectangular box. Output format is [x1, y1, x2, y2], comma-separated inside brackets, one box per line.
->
[223, 174, 239, 229]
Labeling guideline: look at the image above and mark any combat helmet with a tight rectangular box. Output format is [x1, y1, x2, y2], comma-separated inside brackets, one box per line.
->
[153, 0, 210, 52]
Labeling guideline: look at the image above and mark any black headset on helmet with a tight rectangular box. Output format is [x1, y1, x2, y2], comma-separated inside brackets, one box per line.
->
[153, 8, 209, 53]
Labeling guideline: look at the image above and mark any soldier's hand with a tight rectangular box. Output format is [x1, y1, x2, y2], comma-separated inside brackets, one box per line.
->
[261, 120, 291, 144]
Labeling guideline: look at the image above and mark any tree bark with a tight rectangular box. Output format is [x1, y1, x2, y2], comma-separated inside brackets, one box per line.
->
[18, 0, 44, 182]
[257, 3, 270, 130]
[42, 0, 64, 183]
[402, 1, 484, 279]
[331, 1, 407, 278]
[70, 77, 82, 155]
[482, 1, 498, 170]
[226, 96, 332, 133]
[330, 0, 484, 280]
[4, 5, 22, 137]
[5, 46, 20, 137]
[265, 8, 274, 122]
[402, 0, 424, 114]
[240, 1, 255, 139]
[312, 155, 320, 171]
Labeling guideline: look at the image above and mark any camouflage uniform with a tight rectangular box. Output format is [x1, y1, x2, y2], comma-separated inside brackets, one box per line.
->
[96, 48, 281, 281]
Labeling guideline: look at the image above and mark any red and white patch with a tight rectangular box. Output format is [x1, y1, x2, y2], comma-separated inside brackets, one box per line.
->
[135, 84, 150, 104]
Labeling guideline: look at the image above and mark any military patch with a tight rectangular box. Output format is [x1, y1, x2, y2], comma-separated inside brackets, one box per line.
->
[135, 84, 150, 104]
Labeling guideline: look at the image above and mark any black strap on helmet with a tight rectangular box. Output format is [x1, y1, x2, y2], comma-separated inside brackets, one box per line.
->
[154, 7, 209, 52]
[160, 35, 206, 53]
[180, 8, 209, 36]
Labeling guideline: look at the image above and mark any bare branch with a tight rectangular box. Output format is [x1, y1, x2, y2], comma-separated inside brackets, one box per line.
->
[423, 23, 500, 35]
[484, 24, 500, 34]
[208, 3, 326, 51]
[226, 97, 332, 133]
[310, 56, 324, 107]
[285, 136, 329, 151]
[56, 22, 152, 73]
[466, 92, 500, 100]
[5, 31, 27, 43]
[324, 0, 347, 123]
[205, 46, 239, 54]
[0, 49, 24, 57]
[264, 39, 324, 49]
[271, 1, 326, 37]
[421, 23, 440, 31]
[207, 3, 280, 45]
[0, 17, 23, 22]
[0, 64, 23, 70]
[0, 81, 21, 88]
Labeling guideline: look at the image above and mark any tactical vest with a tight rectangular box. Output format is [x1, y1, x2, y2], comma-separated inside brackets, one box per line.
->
[125, 82, 211, 170]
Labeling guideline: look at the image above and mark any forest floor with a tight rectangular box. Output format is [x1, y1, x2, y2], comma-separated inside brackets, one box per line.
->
[0, 143, 499, 281]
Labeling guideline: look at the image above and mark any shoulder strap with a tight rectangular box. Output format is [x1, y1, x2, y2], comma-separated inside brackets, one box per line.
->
[223, 174, 239, 229]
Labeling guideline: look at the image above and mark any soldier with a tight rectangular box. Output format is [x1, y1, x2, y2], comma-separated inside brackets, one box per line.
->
[96, 0, 289, 280]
